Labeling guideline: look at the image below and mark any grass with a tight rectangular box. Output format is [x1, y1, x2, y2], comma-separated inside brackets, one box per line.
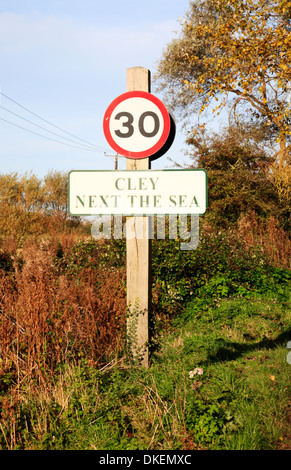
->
[0, 289, 290, 450]
[159, 293, 291, 449]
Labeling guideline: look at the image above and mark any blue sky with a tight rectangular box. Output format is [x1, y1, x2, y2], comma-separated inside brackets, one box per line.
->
[0, 0, 192, 177]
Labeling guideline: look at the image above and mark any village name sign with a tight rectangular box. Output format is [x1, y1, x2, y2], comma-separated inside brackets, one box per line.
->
[68, 169, 207, 216]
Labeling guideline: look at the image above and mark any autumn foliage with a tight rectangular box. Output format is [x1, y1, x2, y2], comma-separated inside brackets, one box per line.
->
[0, 169, 127, 384]
[156, 0, 291, 202]
[184, 126, 290, 231]
[0, 171, 86, 241]
[0, 234, 126, 385]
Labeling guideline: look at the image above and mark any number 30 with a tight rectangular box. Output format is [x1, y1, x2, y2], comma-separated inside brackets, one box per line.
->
[114, 111, 160, 138]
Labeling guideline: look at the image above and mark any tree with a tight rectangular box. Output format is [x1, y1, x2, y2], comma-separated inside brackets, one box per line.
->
[183, 126, 288, 229]
[43, 171, 70, 221]
[156, 0, 291, 201]
[0, 171, 83, 242]
[0, 172, 45, 240]
[43, 170, 82, 232]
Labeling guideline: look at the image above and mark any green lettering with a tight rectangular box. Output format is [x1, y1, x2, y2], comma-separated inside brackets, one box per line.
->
[139, 178, 147, 190]
[89, 195, 97, 208]
[150, 177, 159, 190]
[128, 195, 137, 207]
[115, 178, 125, 190]
[100, 196, 109, 207]
[111, 195, 120, 207]
[179, 195, 187, 207]
[76, 195, 85, 207]
[140, 195, 149, 207]
[128, 178, 136, 190]
[153, 195, 161, 207]
[190, 195, 199, 207]
[169, 195, 176, 207]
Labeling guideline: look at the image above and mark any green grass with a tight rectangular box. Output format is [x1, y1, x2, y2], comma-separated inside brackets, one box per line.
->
[153, 292, 291, 449]
[1, 289, 290, 450]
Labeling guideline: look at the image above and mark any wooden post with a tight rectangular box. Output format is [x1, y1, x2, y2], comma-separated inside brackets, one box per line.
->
[126, 67, 151, 367]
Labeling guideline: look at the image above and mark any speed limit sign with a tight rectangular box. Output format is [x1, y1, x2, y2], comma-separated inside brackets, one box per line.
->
[103, 91, 172, 159]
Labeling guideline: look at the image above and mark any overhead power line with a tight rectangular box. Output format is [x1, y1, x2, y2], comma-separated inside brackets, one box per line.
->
[0, 105, 99, 151]
[0, 116, 99, 152]
[0, 91, 109, 152]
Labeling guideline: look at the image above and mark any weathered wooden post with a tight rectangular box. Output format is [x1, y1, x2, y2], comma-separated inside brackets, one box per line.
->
[126, 67, 151, 367]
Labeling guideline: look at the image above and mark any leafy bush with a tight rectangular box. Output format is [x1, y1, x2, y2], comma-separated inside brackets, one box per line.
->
[55, 238, 126, 276]
[152, 225, 290, 324]
[184, 397, 227, 445]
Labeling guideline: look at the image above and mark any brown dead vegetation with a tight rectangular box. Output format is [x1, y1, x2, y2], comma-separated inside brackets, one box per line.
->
[0, 234, 126, 387]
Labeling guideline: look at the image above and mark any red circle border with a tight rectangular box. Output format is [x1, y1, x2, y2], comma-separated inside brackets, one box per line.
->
[103, 91, 171, 159]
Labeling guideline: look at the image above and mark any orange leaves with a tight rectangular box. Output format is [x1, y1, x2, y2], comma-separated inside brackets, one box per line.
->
[176, 0, 291, 131]
[156, 0, 291, 177]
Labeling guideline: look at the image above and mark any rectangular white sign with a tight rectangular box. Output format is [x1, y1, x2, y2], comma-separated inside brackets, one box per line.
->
[68, 169, 207, 216]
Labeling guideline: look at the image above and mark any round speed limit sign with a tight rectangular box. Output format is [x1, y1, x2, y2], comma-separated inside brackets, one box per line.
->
[103, 91, 171, 159]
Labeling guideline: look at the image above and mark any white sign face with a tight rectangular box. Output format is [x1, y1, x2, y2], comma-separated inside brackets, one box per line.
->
[68, 170, 207, 216]
[109, 98, 164, 153]
[103, 91, 171, 159]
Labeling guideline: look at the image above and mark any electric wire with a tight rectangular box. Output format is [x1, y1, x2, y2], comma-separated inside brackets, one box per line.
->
[0, 104, 100, 151]
[0, 116, 100, 152]
[0, 91, 109, 152]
